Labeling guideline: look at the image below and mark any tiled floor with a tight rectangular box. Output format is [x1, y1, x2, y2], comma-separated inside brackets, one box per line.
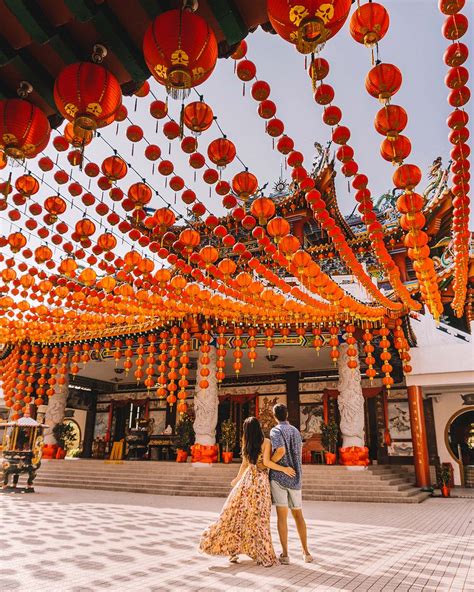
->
[0, 487, 472, 592]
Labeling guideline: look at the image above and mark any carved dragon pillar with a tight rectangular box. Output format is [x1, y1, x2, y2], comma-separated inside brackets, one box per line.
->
[337, 342, 369, 466]
[192, 345, 219, 463]
[44, 363, 69, 447]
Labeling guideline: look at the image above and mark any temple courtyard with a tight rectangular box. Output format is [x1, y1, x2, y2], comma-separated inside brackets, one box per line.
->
[0, 487, 472, 592]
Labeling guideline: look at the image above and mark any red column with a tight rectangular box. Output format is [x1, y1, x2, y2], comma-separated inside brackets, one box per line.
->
[407, 386, 431, 487]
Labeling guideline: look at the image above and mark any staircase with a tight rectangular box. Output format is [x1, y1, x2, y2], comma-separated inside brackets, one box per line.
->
[24, 460, 430, 503]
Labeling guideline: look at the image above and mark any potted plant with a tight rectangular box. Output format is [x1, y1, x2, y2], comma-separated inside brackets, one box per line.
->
[220, 419, 237, 463]
[439, 464, 452, 498]
[321, 420, 338, 465]
[174, 413, 195, 462]
[52, 422, 76, 459]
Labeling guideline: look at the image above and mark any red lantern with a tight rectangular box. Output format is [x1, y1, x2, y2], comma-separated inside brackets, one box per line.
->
[64, 122, 93, 148]
[163, 121, 180, 141]
[236, 60, 256, 81]
[439, 0, 465, 15]
[332, 125, 350, 145]
[203, 168, 219, 184]
[374, 104, 408, 139]
[15, 175, 39, 197]
[169, 176, 185, 192]
[143, 9, 218, 98]
[101, 156, 128, 181]
[183, 101, 214, 134]
[323, 105, 342, 126]
[54, 62, 122, 132]
[84, 162, 100, 177]
[126, 125, 144, 142]
[232, 171, 258, 201]
[0, 99, 50, 160]
[231, 40, 247, 60]
[267, 118, 284, 137]
[442, 13, 468, 40]
[349, 2, 390, 47]
[448, 86, 471, 107]
[444, 42, 468, 67]
[158, 160, 174, 176]
[445, 66, 469, 89]
[365, 63, 402, 103]
[128, 183, 152, 209]
[38, 157, 54, 172]
[150, 100, 168, 119]
[393, 164, 422, 190]
[308, 57, 329, 81]
[267, 0, 352, 53]
[251, 80, 271, 101]
[447, 109, 469, 129]
[145, 145, 161, 161]
[181, 136, 197, 154]
[189, 152, 205, 169]
[207, 138, 236, 169]
[314, 83, 335, 105]
[277, 135, 294, 154]
[380, 136, 411, 164]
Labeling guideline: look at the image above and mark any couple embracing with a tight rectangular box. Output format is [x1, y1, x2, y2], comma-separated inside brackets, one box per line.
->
[199, 404, 313, 567]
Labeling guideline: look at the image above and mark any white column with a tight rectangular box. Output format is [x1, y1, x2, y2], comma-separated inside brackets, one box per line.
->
[193, 345, 218, 446]
[44, 371, 69, 445]
[337, 342, 365, 448]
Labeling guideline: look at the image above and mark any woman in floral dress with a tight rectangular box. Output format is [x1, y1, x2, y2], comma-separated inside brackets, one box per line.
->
[199, 417, 295, 567]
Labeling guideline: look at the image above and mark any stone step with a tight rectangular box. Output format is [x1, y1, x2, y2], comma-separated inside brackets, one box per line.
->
[32, 480, 429, 503]
[33, 476, 414, 493]
[32, 475, 412, 491]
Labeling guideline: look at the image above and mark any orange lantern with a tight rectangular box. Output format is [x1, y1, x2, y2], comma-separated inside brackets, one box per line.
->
[349, 2, 390, 47]
[380, 135, 411, 164]
[101, 156, 128, 181]
[183, 101, 214, 134]
[54, 62, 122, 133]
[179, 228, 201, 254]
[199, 245, 218, 267]
[7, 232, 26, 253]
[143, 8, 218, 99]
[365, 63, 402, 103]
[15, 175, 39, 197]
[207, 138, 236, 169]
[250, 197, 276, 225]
[153, 207, 176, 233]
[267, 217, 291, 243]
[75, 218, 96, 242]
[97, 232, 117, 252]
[128, 182, 152, 209]
[374, 105, 408, 139]
[44, 196, 67, 222]
[232, 171, 258, 201]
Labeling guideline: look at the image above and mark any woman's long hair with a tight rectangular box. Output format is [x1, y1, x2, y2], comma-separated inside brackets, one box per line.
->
[242, 417, 264, 465]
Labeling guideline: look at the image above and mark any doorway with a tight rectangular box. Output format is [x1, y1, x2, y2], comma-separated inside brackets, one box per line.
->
[112, 400, 147, 442]
[217, 397, 255, 456]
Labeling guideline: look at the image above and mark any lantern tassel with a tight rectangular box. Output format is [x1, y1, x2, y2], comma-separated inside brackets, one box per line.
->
[179, 103, 185, 139]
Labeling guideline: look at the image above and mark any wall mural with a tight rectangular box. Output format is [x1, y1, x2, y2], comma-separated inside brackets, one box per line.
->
[257, 395, 287, 435]
[93, 412, 109, 439]
[300, 404, 324, 440]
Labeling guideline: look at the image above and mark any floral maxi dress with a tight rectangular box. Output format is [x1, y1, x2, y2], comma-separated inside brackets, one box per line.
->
[199, 457, 278, 567]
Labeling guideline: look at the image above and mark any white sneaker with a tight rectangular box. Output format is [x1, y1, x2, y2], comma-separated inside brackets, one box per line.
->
[279, 554, 290, 565]
[229, 555, 239, 563]
[303, 553, 314, 563]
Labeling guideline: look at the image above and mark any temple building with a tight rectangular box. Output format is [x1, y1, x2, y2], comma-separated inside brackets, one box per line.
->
[0, 0, 473, 498]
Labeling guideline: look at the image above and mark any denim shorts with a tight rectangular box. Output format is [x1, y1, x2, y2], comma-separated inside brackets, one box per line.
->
[270, 480, 302, 509]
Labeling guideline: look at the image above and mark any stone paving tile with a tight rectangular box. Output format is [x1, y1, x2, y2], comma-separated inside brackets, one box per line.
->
[0, 487, 472, 592]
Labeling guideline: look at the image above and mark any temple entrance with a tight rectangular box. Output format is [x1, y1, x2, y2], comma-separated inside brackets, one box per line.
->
[217, 395, 256, 457]
[111, 400, 148, 442]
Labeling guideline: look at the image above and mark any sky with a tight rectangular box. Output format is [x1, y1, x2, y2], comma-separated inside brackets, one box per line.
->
[0, 0, 473, 264]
